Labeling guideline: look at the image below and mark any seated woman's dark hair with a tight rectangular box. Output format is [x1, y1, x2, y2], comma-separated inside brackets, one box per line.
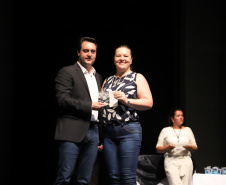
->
[168, 108, 183, 126]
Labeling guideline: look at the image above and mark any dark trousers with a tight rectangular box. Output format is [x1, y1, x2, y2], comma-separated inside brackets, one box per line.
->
[54, 125, 99, 185]
[103, 122, 142, 185]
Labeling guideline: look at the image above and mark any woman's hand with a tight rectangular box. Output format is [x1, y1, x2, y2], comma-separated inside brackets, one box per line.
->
[156, 144, 175, 153]
[183, 145, 197, 152]
[114, 91, 127, 104]
[168, 144, 175, 151]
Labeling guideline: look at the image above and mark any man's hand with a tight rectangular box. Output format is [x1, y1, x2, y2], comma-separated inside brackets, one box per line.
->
[98, 145, 103, 151]
[92, 102, 105, 110]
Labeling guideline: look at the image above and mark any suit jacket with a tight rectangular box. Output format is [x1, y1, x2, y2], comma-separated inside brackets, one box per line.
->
[54, 62, 102, 143]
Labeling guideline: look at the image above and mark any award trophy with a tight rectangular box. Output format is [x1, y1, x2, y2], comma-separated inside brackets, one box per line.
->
[98, 91, 110, 105]
[98, 91, 118, 107]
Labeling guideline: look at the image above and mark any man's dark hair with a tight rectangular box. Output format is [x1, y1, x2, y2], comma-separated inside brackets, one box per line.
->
[77, 37, 98, 52]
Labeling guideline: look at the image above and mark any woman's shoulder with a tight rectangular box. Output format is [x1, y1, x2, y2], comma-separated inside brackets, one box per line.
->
[184, 126, 193, 132]
[135, 72, 149, 83]
[127, 71, 137, 77]
[135, 72, 143, 78]
[184, 126, 191, 130]
[161, 126, 172, 132]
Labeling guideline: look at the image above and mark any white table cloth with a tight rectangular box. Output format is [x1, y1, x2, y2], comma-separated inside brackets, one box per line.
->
[191, 173, 226, 185]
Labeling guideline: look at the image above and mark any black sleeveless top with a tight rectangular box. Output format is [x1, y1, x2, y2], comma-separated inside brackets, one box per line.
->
[102, 71, 139, 125]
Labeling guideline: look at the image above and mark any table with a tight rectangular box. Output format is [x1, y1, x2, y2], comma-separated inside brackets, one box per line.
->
[191, 173, 226, 185]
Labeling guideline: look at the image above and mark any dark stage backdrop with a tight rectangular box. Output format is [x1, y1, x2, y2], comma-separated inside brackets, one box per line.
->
[0, 0, 224, 185]
[181, 0, 226, 175]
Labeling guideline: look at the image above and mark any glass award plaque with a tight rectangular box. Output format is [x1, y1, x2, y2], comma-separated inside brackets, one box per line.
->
[98, 91, 118, 107]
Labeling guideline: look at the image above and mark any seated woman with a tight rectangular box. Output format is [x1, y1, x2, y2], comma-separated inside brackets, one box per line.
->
[156, 108, 198, 185]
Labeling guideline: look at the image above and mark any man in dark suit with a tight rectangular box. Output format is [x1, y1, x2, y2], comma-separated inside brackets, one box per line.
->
[53, 37, 105, 185]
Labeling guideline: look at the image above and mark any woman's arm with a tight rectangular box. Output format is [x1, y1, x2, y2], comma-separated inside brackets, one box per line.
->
[183, 145, 198, 152]
[101, 79, 106, 91]
[156, 144, 175, 153]
[183, 127, 198, 152]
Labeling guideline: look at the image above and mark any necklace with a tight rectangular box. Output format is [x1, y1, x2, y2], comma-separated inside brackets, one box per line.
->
[172, 127, 181, 143]
[112, 71, 132, 87]
[113, 77, 120, 86]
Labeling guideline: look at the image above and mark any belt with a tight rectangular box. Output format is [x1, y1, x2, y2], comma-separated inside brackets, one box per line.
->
[105, 121, 131, 127]
[167, 155, 190, 158]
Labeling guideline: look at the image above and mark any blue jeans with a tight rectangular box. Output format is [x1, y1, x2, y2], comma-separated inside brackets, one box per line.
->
[54, 124, 99, 185]
[103, 122, 142, 185]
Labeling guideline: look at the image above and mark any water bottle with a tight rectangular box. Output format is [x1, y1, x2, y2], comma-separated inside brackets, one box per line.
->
[221, 167, 226, 175]
[212, 166, 220, 174]
[204, 166, 212, 174]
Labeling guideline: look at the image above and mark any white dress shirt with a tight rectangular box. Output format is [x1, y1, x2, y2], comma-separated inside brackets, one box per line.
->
[77, 62, 99, 122]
